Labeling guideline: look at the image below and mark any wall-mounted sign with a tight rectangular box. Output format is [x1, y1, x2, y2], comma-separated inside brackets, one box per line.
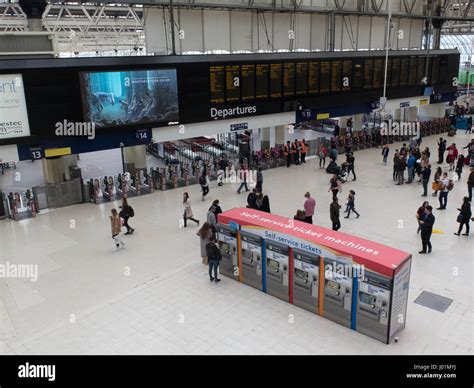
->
[419, 99, 429, 106]
[29, 146, 43, 160]
[316, 113, 330, 120]
[399, 101, 410, 108]
[230, 123, 248, 132]
[0, 74, 31, 140]
[44, 147, 72, 158]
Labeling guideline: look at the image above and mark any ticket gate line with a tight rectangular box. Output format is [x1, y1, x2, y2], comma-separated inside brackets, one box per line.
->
[351, 276, 359, 331]
[318, 257, 325, 316]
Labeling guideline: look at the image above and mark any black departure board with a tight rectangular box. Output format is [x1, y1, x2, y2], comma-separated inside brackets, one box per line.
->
[373, 59, 384, 89]
[320, 61, 331, 93]
[353, 61, 363, 90]
[256, 64, 269, 99]
[283, 62, 295, 96]
[270, 63, 282, 98]
[391, 58, 401, 87]
[331, 60, 342, 92]
[431, 57, 440, 84]
[226, 65, 240, 102]
[408, 56, 417, 86]
[210, 65, 225, 104]
[296, 62, 308, 95]
[241, 64, 255, 101]
[400, 57, 409, 87]
[342, 60, 352, 92]
[308, 61, 320, 94]
[417, 56, 426, 84]
[438, 56, 448, 83]
[385, 58, 392, 87]
[364, 59, 374, 89]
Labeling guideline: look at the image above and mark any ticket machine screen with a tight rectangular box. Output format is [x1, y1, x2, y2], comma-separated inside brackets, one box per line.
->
[328, 280, 340, 290]
[219, 242, 230, 255]
[268, 259, 279, 271]
[360, 292, 375, 305]
[295, 268, 308, 281]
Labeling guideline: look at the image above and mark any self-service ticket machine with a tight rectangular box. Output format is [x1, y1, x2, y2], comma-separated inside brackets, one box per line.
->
[265, 241, 289, 302]
[293, 249, 319, 314]
[356, 270, 391, 343]
[240, 231, 264, 291]
[217, 224, 238, 280]
[323, 258, 353, 328]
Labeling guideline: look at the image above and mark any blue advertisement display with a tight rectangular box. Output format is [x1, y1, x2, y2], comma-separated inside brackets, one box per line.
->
[80, 69, 179, 128]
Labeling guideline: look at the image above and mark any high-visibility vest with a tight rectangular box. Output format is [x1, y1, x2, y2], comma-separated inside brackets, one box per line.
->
[300, 142, 307, 154]
[291, 143, 297, 153]
[283, 145, 289, 156]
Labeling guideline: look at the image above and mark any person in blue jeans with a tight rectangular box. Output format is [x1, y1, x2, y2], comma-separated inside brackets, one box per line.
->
[344, 190, 360, 218]
[437, 172, 451, 210]
[237, 166, 249, 194]
[206, 238, 222, 283]
[406, 151, 416, 183]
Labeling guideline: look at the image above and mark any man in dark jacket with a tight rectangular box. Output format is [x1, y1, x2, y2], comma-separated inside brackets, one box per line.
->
[247, 188, 258, 209]
[419, 205, 435, 254]
[206, 238, 222, 282]
[346, 152, 356, 181]
[421, 164, 432, 197]
[330, 198, 341, 231]
[437, 137, 446, 164]
[468, 167, 474, 202]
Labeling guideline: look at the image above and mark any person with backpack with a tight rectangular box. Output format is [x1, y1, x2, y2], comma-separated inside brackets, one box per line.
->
[183, 192, 200, 228]
[206, 237, 222, 283]
[110, 208, 125, 252]
[199, 173, 210, 201]
[119, 198, 135, 235]
[437, 172, 453, 210]
[454, 197, 471, 236]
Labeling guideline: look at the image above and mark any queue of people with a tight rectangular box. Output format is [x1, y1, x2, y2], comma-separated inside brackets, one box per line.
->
[283, 139, 308, 168]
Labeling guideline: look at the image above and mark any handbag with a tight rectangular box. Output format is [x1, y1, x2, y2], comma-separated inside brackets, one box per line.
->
[456, 213, 463, 223]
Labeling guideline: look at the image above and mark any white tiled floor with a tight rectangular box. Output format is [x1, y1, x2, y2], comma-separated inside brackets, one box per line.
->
[0, 132, 473, 355]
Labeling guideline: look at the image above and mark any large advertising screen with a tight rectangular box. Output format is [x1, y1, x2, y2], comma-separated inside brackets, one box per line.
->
[0, 74, 31, 140]
[80, 69, 179, 128]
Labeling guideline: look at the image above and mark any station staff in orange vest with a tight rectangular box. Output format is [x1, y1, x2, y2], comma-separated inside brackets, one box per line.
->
[284, 141, 291, 168]
[300, 139, 307, 164]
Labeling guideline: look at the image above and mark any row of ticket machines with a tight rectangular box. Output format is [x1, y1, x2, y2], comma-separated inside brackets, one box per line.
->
[217, 224, 392, 344]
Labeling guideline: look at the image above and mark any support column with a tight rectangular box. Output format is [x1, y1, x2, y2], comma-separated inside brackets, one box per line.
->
[251, 129, 261, 152]
[122, 145, 147, 173]
[353, 114, 363, 131]
[42, 155, 79, 184]
[275, 125, 287, 146]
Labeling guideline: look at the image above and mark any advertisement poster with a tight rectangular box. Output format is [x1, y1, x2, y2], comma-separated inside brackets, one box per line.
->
[80, 69, 179, 128]
[0, 74, 31, 140]
[390, 257, 412, 340]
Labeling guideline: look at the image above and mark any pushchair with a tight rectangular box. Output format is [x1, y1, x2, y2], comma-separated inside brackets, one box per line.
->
[325, 160, 348, 182]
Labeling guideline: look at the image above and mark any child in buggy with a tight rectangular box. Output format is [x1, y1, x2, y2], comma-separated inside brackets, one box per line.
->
[326, 160, 348, 183]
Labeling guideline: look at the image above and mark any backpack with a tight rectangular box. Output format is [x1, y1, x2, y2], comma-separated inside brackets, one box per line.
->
[199, 176, 206, 185]
[128, 206, 134, 217]
[447, 180, 454, 191]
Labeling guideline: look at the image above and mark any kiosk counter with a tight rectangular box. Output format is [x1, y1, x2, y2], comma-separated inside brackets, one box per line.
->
[217, 208, 412, 344]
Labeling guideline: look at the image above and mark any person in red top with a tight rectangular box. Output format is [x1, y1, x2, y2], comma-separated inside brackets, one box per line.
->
[303, 192, 316, 224]
[446, 143, 458, 171]
[300, 139, 307, 164]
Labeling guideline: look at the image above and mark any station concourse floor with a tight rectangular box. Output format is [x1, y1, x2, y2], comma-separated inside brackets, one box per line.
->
[0, 133, 472, 355]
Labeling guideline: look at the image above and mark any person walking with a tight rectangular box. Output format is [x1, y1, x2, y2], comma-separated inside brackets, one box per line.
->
[432, 167, 442, 197]
[261, 195, 271, 213]
[319, 145, 327, 168]
[382, 144, 389, 165]
[110, 208, 125, 251]
[330, 198, 341, 231]
[237, 165, 250, 194]
[247, 188, 258, 209]
[206, 237, 222, 283]
[344, 190, 360, 219]
[346, 152, 356, 181]
[329, 145, 338, 162]
[465, 115, 472, 134]
[183, 192, 199, 227]
[468, 167, 474, 202]
[455, 154, 465, 180]
[256, 166, 263, 193]
[199, 173, 210, 201]
[300, 139, 307, 164]
[421, 164, 432, 197]
[454, 197, 471, 236]
[303, 192, 316, 224]
[406, 151, 416, 184]
[197, 222, 213, 265]
[437, 172, 452, 210]
[416, 201, 429, 234]
[119, 198, 135, 235]
[419, 205, 435, 254]
[328, 174, 342, 200]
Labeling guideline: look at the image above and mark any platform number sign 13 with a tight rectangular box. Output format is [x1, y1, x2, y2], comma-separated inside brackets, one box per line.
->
[30, 147, 42, 160]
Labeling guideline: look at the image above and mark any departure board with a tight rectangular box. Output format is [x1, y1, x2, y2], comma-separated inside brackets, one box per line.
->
[270, 63, 282, 98]
[342, 60, 352, 92]
[353, 61, 363, 90]
[320, 61, 331, 93]
[308, 61, 320, 94]
[391, 58, 401, 87]
[400, 57, 409, 87]
[226, 65, 240, 102]
[364, 59, 374, 89]
[373, 59, 384, 89]
[283, 62, 295, 96]
[417, 56, 426, 84]
[408, 56, 417, 86]
[331, 60, 342, 92]
[438, 56, 448, 83]
[296, 62, 308, 95]
[241, 64, 255, 101]
[385, 58, 392, 87]
[256, 64, 269, 100]
[431, 57, 440, 84]
[210, 65, 225, 104]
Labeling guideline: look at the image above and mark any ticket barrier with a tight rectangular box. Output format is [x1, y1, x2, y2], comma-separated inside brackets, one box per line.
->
[356, 270, 391, 343]
[217, 224, 239, 280]
[265, 241, 289, 302]
[323, 258, 353, 328]
[240, 231, 264, 291]
[292, 249, 319, 314]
